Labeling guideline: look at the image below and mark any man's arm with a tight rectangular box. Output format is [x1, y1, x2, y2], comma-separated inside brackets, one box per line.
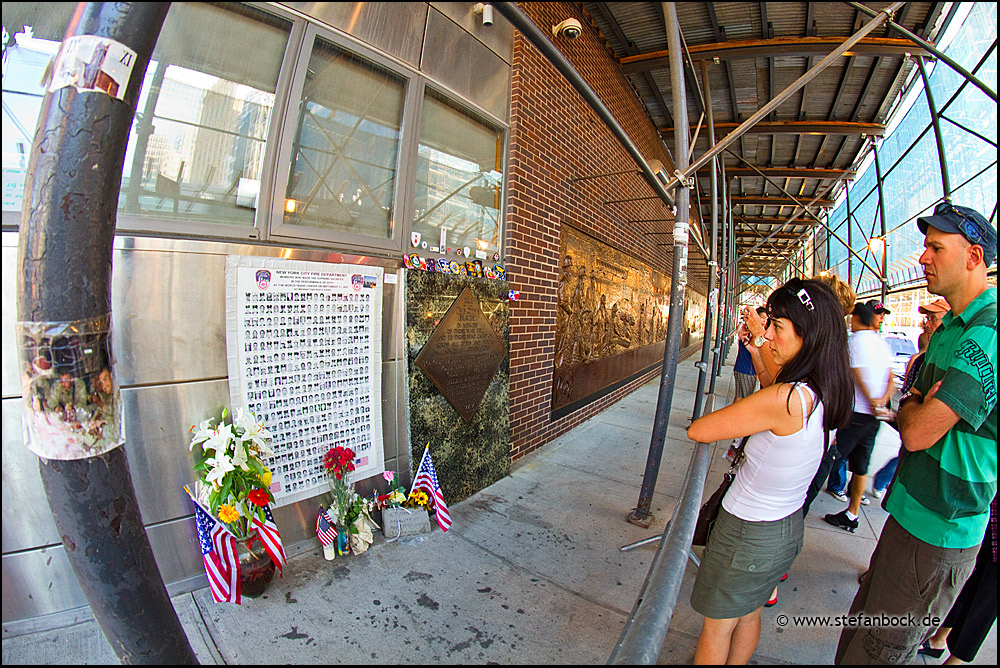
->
[897, 382, 961, 451]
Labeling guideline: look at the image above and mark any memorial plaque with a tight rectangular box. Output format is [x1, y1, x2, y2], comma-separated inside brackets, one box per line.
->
[415, 287, 508, 422]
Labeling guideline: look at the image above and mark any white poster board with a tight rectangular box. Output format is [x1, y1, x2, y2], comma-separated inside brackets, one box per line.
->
[225, 255, 384, 507]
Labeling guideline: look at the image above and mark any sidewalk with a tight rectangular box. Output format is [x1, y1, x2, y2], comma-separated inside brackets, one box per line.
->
[3, 357, 996, 664]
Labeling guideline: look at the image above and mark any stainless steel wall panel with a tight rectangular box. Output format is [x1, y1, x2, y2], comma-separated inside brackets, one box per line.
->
[110, 248, 229, 386]
[2, 398, 61, 552]
[121, 380, 231, 525]
[422, 7, 511, 122]
[283, 2, 428, 67]
[2, 237, 22, 398]
[2, 546, 89, 623]
[430, 2, 514, 64]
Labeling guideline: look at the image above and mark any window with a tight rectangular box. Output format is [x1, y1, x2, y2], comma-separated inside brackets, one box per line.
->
[118, 3, 290, 228]
[411, 90, 505, 262]
[276, 35, 405, 242]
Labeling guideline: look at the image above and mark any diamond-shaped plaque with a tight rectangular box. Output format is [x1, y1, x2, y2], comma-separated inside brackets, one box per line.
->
[415, 287, 507, 422]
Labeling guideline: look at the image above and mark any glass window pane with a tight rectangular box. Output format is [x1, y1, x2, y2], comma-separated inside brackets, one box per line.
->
[2, 3, 78, 212]
[117, 3, 290, 226]
[282, 38, 404, 240]
[412, 92, 505, 262]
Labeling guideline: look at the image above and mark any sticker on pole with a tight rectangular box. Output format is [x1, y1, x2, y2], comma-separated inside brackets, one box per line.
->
[48, 35, 137, 101]
[16, 315, 125, 460]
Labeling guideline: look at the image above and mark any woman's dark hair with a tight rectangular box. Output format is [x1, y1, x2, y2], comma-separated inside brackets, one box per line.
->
[766, 277, 852, 432]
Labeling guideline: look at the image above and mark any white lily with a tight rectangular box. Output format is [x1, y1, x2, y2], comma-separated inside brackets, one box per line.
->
[189, 418, 215, 451]
[235, 408, 273, 456]
[231, 436, 250, 471]
[205, 423, 235, 457]
[204, 451, 235, 487]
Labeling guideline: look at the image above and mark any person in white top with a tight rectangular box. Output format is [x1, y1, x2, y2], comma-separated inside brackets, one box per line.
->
[823, 301, 895, 533]
[687, 278, 853, 665]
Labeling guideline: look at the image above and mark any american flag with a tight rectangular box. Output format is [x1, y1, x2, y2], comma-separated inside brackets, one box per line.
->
[250, 504, 286, 575]
[410, 445, 452, 532]
[316, 507, 338, 546]
[189, 493, 240, 604]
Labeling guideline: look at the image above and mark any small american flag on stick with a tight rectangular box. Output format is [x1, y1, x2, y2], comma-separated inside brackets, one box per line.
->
[410, 444, 452, 532]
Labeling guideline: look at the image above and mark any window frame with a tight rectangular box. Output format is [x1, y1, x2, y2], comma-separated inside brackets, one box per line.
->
[265, 23, 420, 254]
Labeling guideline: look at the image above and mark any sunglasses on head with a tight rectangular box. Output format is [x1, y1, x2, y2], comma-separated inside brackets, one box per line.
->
[784, 279, 815, 312]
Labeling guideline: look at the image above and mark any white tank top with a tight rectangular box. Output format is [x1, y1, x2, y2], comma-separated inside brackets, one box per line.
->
[722, 384, 826, 522]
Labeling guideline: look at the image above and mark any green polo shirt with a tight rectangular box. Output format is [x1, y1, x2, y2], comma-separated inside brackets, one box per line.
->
[886, 287, 997, 549]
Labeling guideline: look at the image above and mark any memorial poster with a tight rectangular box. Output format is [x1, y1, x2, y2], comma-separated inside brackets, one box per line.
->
[225, 255, 384, 507]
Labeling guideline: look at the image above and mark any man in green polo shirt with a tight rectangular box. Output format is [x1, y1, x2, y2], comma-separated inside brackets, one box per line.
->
[836, 202, 997, 665]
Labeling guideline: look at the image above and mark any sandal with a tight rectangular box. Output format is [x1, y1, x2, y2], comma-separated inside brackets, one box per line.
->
[764, 592, 778, 608]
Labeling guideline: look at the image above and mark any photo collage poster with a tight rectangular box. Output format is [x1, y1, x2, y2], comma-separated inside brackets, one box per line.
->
[225, 255, 384, 507]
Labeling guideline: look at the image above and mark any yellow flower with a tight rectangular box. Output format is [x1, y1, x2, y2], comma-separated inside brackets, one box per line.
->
[219, 504, 240, 523]
[410, 490, 429, 507]
[260, 467, 272, 488]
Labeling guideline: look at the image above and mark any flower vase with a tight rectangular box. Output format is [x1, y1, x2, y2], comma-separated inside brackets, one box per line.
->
[236, 535, 276, 598]
[336, 528, 350, 556]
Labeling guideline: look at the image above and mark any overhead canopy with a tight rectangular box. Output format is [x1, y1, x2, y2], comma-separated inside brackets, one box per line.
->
[582, 1, 954, 279]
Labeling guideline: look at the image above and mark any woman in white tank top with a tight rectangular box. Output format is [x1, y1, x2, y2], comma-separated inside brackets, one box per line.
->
[686, 278, 854, 665]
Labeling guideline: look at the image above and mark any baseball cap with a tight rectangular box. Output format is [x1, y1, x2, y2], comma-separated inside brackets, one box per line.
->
[918, 298, 950, 315]
[865, 299, 890, 315]
[917, 202, 997, 266]
[852, 301, 877, 326]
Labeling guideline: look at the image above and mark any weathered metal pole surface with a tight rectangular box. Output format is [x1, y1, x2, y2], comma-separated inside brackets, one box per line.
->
[915, 55, 953, 202]
[691, 59, 718, 420]
[629, 1, 692, 527]
[871, 139, 889, 302]
[15, 3, 196, 664]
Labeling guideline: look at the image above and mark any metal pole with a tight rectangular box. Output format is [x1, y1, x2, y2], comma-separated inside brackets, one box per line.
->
[709, 165, 727, 388]
[915, 55, 952, 201]
[692, 59, 718, 420]
[871, 139, 889, 302]
[847, 186, 854, 285]
[629, 1, 691, 528]
[661, 2, 904, 193]
[491, 3, 675, 209]
[609, 8, 711, 664]
[15, 3, 196, 664]
[847, 1, 997, 103]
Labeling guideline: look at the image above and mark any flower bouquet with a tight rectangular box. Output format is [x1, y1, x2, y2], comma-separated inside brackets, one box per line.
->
[380, 472, 432, 539]
[322, 445, 379, 554]
[189, 407, 286, 599]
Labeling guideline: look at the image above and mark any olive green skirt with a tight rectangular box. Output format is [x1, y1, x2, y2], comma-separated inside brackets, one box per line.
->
[690, 506, 804, 619]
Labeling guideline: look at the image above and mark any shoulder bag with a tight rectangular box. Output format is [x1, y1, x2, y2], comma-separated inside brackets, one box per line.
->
[692, 436, 748, 547]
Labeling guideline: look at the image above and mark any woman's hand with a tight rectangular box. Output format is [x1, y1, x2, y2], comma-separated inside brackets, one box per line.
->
[743, 306, 766, 339]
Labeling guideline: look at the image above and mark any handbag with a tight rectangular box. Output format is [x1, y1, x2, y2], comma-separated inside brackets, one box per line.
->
[692, 436, 748, 547]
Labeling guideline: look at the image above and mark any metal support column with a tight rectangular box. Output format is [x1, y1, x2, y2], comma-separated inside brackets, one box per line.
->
[629, 1, 692, 528]
[15, 3, 197, 664]
[847, 185, 854, 285]
[871, 139, 889, 301]
[709, 165, 728, 388]
[609, 7, 713, 664]
[915, 55, 953, 202]
[692, 60, 719, 419]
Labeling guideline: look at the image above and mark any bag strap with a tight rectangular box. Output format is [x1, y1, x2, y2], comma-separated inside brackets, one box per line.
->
[729, 435, 749, 472]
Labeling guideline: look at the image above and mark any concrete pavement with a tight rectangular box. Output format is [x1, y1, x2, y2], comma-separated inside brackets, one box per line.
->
[3, 356, 996, 664]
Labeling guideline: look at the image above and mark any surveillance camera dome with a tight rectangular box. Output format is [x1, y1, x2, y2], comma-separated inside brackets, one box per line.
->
[552, 18, 583, 40]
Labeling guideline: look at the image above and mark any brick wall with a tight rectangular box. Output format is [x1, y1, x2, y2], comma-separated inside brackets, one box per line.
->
[505, 2, 698, 461]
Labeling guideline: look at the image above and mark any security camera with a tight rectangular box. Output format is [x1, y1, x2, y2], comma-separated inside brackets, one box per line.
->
[552, 18, 583, 40]
[475, 3, 494, 26]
